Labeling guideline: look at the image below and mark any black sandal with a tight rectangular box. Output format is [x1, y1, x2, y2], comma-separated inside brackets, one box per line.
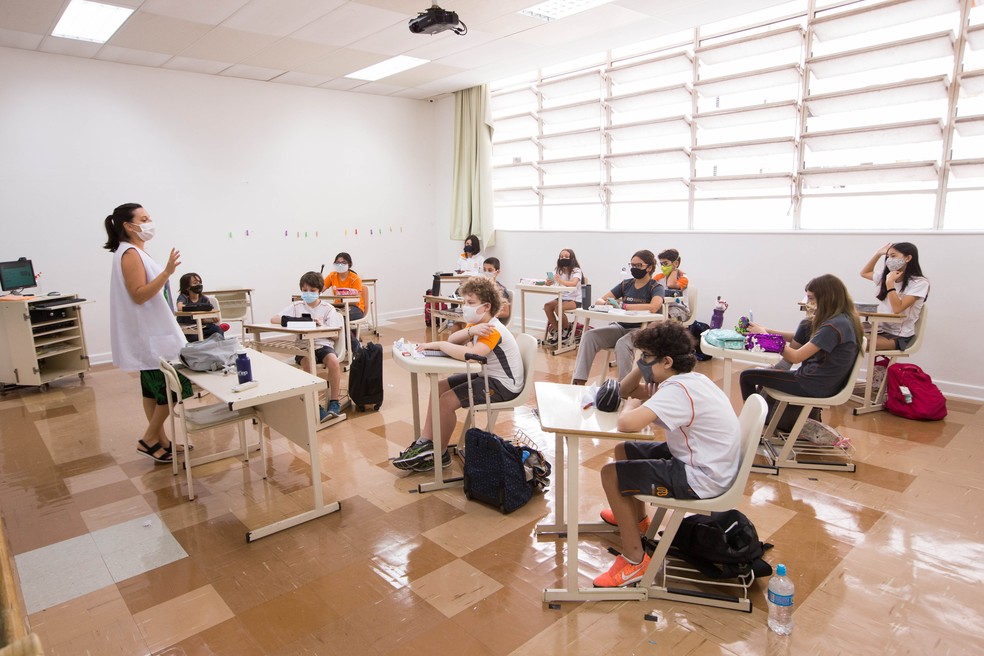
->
[137, 439, 173, 464]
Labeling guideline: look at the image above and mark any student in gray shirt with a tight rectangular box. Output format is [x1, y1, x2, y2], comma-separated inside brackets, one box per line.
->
[740, 274, 863, 400]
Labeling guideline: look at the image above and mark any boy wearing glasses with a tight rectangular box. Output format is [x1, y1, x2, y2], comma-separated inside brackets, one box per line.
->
[593, 321, 740, 588]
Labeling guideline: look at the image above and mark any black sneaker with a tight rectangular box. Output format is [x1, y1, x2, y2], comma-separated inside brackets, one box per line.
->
[393, 439, 433, 470]
[411, 449, 452, 472]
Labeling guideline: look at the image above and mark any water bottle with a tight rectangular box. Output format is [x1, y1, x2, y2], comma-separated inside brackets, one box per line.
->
[235, 347, 252, 384]
[767, 563, 794, 635]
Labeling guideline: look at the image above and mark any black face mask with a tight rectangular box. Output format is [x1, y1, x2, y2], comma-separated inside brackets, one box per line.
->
[557, 258, 572, 268]
[464, 244, 475, 254]
[630, 268, 648, 280]
[190, 284, 204, 294]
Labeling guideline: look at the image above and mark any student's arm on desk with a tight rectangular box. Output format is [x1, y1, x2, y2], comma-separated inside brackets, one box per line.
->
[782, 341, 820, 364]
[617, 398, 658, 433]
[417, 333, 493, 361]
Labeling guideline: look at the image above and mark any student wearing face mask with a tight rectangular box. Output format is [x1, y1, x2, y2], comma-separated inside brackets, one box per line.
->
[450, 257, 511, 333]
[739, 274, 863, 403]
[860, 242, 929, 351]
[593, 321, 740, 587]
[653, 248, 691, 322]
[572, 250, 664, 385]
[393, 276, 524, 473]
[543, 248, 585, 345]
[454, 234, 484, 275]
[104, 203, 189, 464]
[323, 252, 367, 321]
[271, 272, 345, 421]
[176, 272, 225, 342]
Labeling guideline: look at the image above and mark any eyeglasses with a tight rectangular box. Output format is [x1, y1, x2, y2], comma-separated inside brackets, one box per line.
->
[628, 263, 648, 270]
[638, 353, 660, 364]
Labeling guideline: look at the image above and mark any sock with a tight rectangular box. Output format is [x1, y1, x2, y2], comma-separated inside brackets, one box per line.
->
[624, 555, 642, 565]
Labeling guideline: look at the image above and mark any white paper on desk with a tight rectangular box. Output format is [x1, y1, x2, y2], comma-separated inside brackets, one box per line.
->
[288, 321, 318, 329]
[581, 386, 598, 409]
[394, 338, 426, 359]
[590, 305, 611, 312]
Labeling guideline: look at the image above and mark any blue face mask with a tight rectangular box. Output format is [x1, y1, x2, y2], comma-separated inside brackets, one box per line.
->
[300, 291, 319, 304]
[637, 357, 655, 384]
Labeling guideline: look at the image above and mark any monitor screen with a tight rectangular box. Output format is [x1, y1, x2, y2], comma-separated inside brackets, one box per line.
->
[0, 259, 36, 292]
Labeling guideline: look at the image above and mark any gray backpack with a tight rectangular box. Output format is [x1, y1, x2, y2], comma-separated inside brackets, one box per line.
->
[179, 334, 238, 371]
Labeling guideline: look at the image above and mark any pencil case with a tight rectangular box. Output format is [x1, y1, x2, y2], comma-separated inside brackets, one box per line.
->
[745, 333, 786, 353]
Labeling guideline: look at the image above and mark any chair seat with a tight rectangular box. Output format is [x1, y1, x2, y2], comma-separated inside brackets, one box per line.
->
[182, 403, 257, 430]
[764, 387, 843, 406]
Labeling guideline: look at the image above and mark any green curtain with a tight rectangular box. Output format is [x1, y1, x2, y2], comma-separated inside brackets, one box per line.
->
[450, 84, 495, 247]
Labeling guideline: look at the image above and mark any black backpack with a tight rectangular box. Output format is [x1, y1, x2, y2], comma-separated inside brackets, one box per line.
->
[668, 509, 773, 579]
[348, 341, 383, 411]
[689, 321, 712, 361]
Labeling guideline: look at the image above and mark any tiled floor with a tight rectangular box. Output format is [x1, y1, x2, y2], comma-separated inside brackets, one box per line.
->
[2, 317, 982, 655]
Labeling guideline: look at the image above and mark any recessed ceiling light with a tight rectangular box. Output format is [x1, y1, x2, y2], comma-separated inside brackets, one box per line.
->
[345, 56, 429, 82]
[519, 0, 616, 22]
[52, 0, 134, 44]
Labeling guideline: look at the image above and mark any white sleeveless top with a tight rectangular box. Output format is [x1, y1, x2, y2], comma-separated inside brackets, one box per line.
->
[110, 243, 186, 371]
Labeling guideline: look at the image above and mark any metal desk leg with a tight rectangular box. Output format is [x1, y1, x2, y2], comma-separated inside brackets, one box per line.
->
[418, 372, 462, 493]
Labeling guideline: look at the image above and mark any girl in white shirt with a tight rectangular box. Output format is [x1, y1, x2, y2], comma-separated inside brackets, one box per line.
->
[543, 248, 585, 345]
[454, 234, 485, 275]
[860, 242, 929, 351]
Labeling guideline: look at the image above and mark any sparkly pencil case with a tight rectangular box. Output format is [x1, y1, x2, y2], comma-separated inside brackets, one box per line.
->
[745, 333, 786, 353]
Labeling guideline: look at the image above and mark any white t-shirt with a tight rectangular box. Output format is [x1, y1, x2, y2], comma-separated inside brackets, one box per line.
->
[643, 372, 741, 498]
[456, 253, 485, 275]
[466, 318, 525, 393]
[874, 271, 929, 338]
[555, 267, 583, 302]
[277, 300, 343, 347]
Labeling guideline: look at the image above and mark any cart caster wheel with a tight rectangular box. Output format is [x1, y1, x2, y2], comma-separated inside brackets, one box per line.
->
[40, 384, 50, 392]
[374, 404, 381, 411]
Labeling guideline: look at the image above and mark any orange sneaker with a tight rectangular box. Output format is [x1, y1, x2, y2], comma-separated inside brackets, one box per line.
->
[599, 509, 651, 533]
[593, 553, 651, 588]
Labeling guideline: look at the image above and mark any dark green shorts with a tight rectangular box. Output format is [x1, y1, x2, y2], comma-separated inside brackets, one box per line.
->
[140, 369, 193, 406]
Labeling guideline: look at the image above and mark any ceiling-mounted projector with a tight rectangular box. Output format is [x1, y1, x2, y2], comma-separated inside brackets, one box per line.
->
[409, 4, 467, 35]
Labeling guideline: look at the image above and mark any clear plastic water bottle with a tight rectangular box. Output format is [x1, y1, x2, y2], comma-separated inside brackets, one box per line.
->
[235, 347, 252, 384]
[767, 563, 794, 635]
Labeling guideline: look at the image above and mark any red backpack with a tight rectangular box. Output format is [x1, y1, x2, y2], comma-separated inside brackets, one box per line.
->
[884, 363, 947, 421]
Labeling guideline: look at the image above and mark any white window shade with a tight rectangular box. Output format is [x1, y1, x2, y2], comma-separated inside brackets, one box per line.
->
[539, 70, 604, 101]
[803, 119, 943, 152]
[608, 116, 691, 141]
[539, 183, 604, 202]
[494, 187, 539, 203]
[491, 136, 538, 160]
[695, 101, 799, 129]
[948, 158, 984, 178]
[799, 161, 938, 187]
[811, 0, 960, 43]
[607, 84, 692, 113]
[491, 86, 536, 115]
[695, 64, 802, 97]
[605, 148, 691, 168]
[968, 23, 984, 51]
[805, 75, 949, 115]
[954, 115, 984, 137]
[608, 179, 690, 201]
[608, 51, 692, 86]
[538, 156, 602, 175]
[961, 69, 984, 95]
[492, 162, 539, 186]
[493, 112, 539, 138]
[693, 137, 796, 160]
[538, 100, 604, 126]
[537, 128, 604, 150]
[692, 173, 794, 191]
[808, 31, 955, 79]
[696, 25, 804, 65]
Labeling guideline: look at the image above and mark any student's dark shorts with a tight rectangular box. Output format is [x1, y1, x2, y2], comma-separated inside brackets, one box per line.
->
[879, 332, 915, 351]
[295, 345, 336, 365]
[448, 373, 519, 407]
[615, 442, 699, 500]
[140, 370, 192, 406]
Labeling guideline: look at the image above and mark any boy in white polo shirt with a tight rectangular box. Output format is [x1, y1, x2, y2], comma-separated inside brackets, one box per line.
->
[594, 321, 740, 588]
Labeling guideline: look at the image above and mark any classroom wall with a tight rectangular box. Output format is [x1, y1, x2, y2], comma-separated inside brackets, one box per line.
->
[0, 46, 442, 363]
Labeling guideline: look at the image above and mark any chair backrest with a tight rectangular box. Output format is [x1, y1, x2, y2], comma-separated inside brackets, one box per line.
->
[501, 289, 514, 326]
[829, 343, 867, 405]
[158, 357, 187, 421]
[494, 333, 537, 407]
[716, 394, 768, 506]
[681, 282, 698, 327]
[208, 290, 249, 321]
[903, 303, 928, 355]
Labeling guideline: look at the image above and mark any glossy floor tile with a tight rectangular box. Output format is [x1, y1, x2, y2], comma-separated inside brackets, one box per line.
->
[1, 316, 982, 655]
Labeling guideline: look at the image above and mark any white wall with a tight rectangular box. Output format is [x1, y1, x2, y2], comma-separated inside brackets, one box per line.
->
[0, 47, 443, 362]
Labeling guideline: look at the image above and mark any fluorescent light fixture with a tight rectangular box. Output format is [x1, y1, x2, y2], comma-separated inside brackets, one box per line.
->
[519, 0, 615, 22]
[345, 56, 429, 82]
[52, 0, 134, 44]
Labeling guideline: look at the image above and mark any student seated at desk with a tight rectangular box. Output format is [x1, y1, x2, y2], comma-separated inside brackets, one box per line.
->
[393, 276, 524, 472]
[176, 272, 225, 342]
[323, 252, 368, 321]
[653, 248, 691, 322]
[595, 321, 740, 587]
[572, 249, 664, 385]
[454, 234, 485, 275]
[739, 274, 862, 403]
[271, 271, 344, 421]
[451, 257, 511, 332]
[860, 241, 929, 351]
[544, 248, 584, 345]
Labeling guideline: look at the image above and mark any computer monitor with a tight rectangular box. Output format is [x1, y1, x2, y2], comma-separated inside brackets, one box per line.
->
[0, 258, 37, 293]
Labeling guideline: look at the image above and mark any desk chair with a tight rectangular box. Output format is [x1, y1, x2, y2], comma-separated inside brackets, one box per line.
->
[459, 334, 537, 443]
[664, 282, 698, 328]
[501, 289, 514, 327]
[852, 305, 928, 414]
[757, 345, 866, 473]
[207, 289, 253, 341]
[159, 358, 265, 500]
[632, 394, 767, 612]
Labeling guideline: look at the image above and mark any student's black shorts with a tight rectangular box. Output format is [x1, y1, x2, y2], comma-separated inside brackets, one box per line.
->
[879, 332, 915, 351]
[448, 373, 519, 408]
[295, 345, 336, 365]
[140, 370, 192, 406]
[614, 442, 699, 500]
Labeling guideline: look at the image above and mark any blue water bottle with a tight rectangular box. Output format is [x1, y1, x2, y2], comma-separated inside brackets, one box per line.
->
[236, 347, 252, 384]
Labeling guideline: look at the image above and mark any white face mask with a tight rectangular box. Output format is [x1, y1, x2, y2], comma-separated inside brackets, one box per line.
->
[885, 257, 905, 272]
[132, 222, 155, 241]
[300, 291, 319, 304]
[334, 263, 349, 274]
[462, 304, 487, 324]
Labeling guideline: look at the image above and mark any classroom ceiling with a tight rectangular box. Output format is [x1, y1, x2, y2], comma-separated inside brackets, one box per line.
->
[0, 0, 791, 100]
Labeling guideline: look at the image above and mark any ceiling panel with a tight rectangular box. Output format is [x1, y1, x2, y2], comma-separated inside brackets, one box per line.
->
[162, 57, 233, 75]
[109, 14, 213, 55]
[38, 37, 102, 58]
[139, 0, 251, 26]
[0, 0, 63, 34]
[384, 62, 465, 86]
[219, 63, 286, 81]
[508, 5, 651, 47]
[355, 19, 437, 56]
[270, 71, 334, 87]
[179, 27, 278, 62]
[319, 77, 369, 91]
[404, 28, 499, 61]
[291, 3, 406, 47]
[95, 45, 173, 67]
[242, 38, 337, 70]
[0, 27, 43, 50]
[220, 0, 347, 37]
[295, 47, 383, 77]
